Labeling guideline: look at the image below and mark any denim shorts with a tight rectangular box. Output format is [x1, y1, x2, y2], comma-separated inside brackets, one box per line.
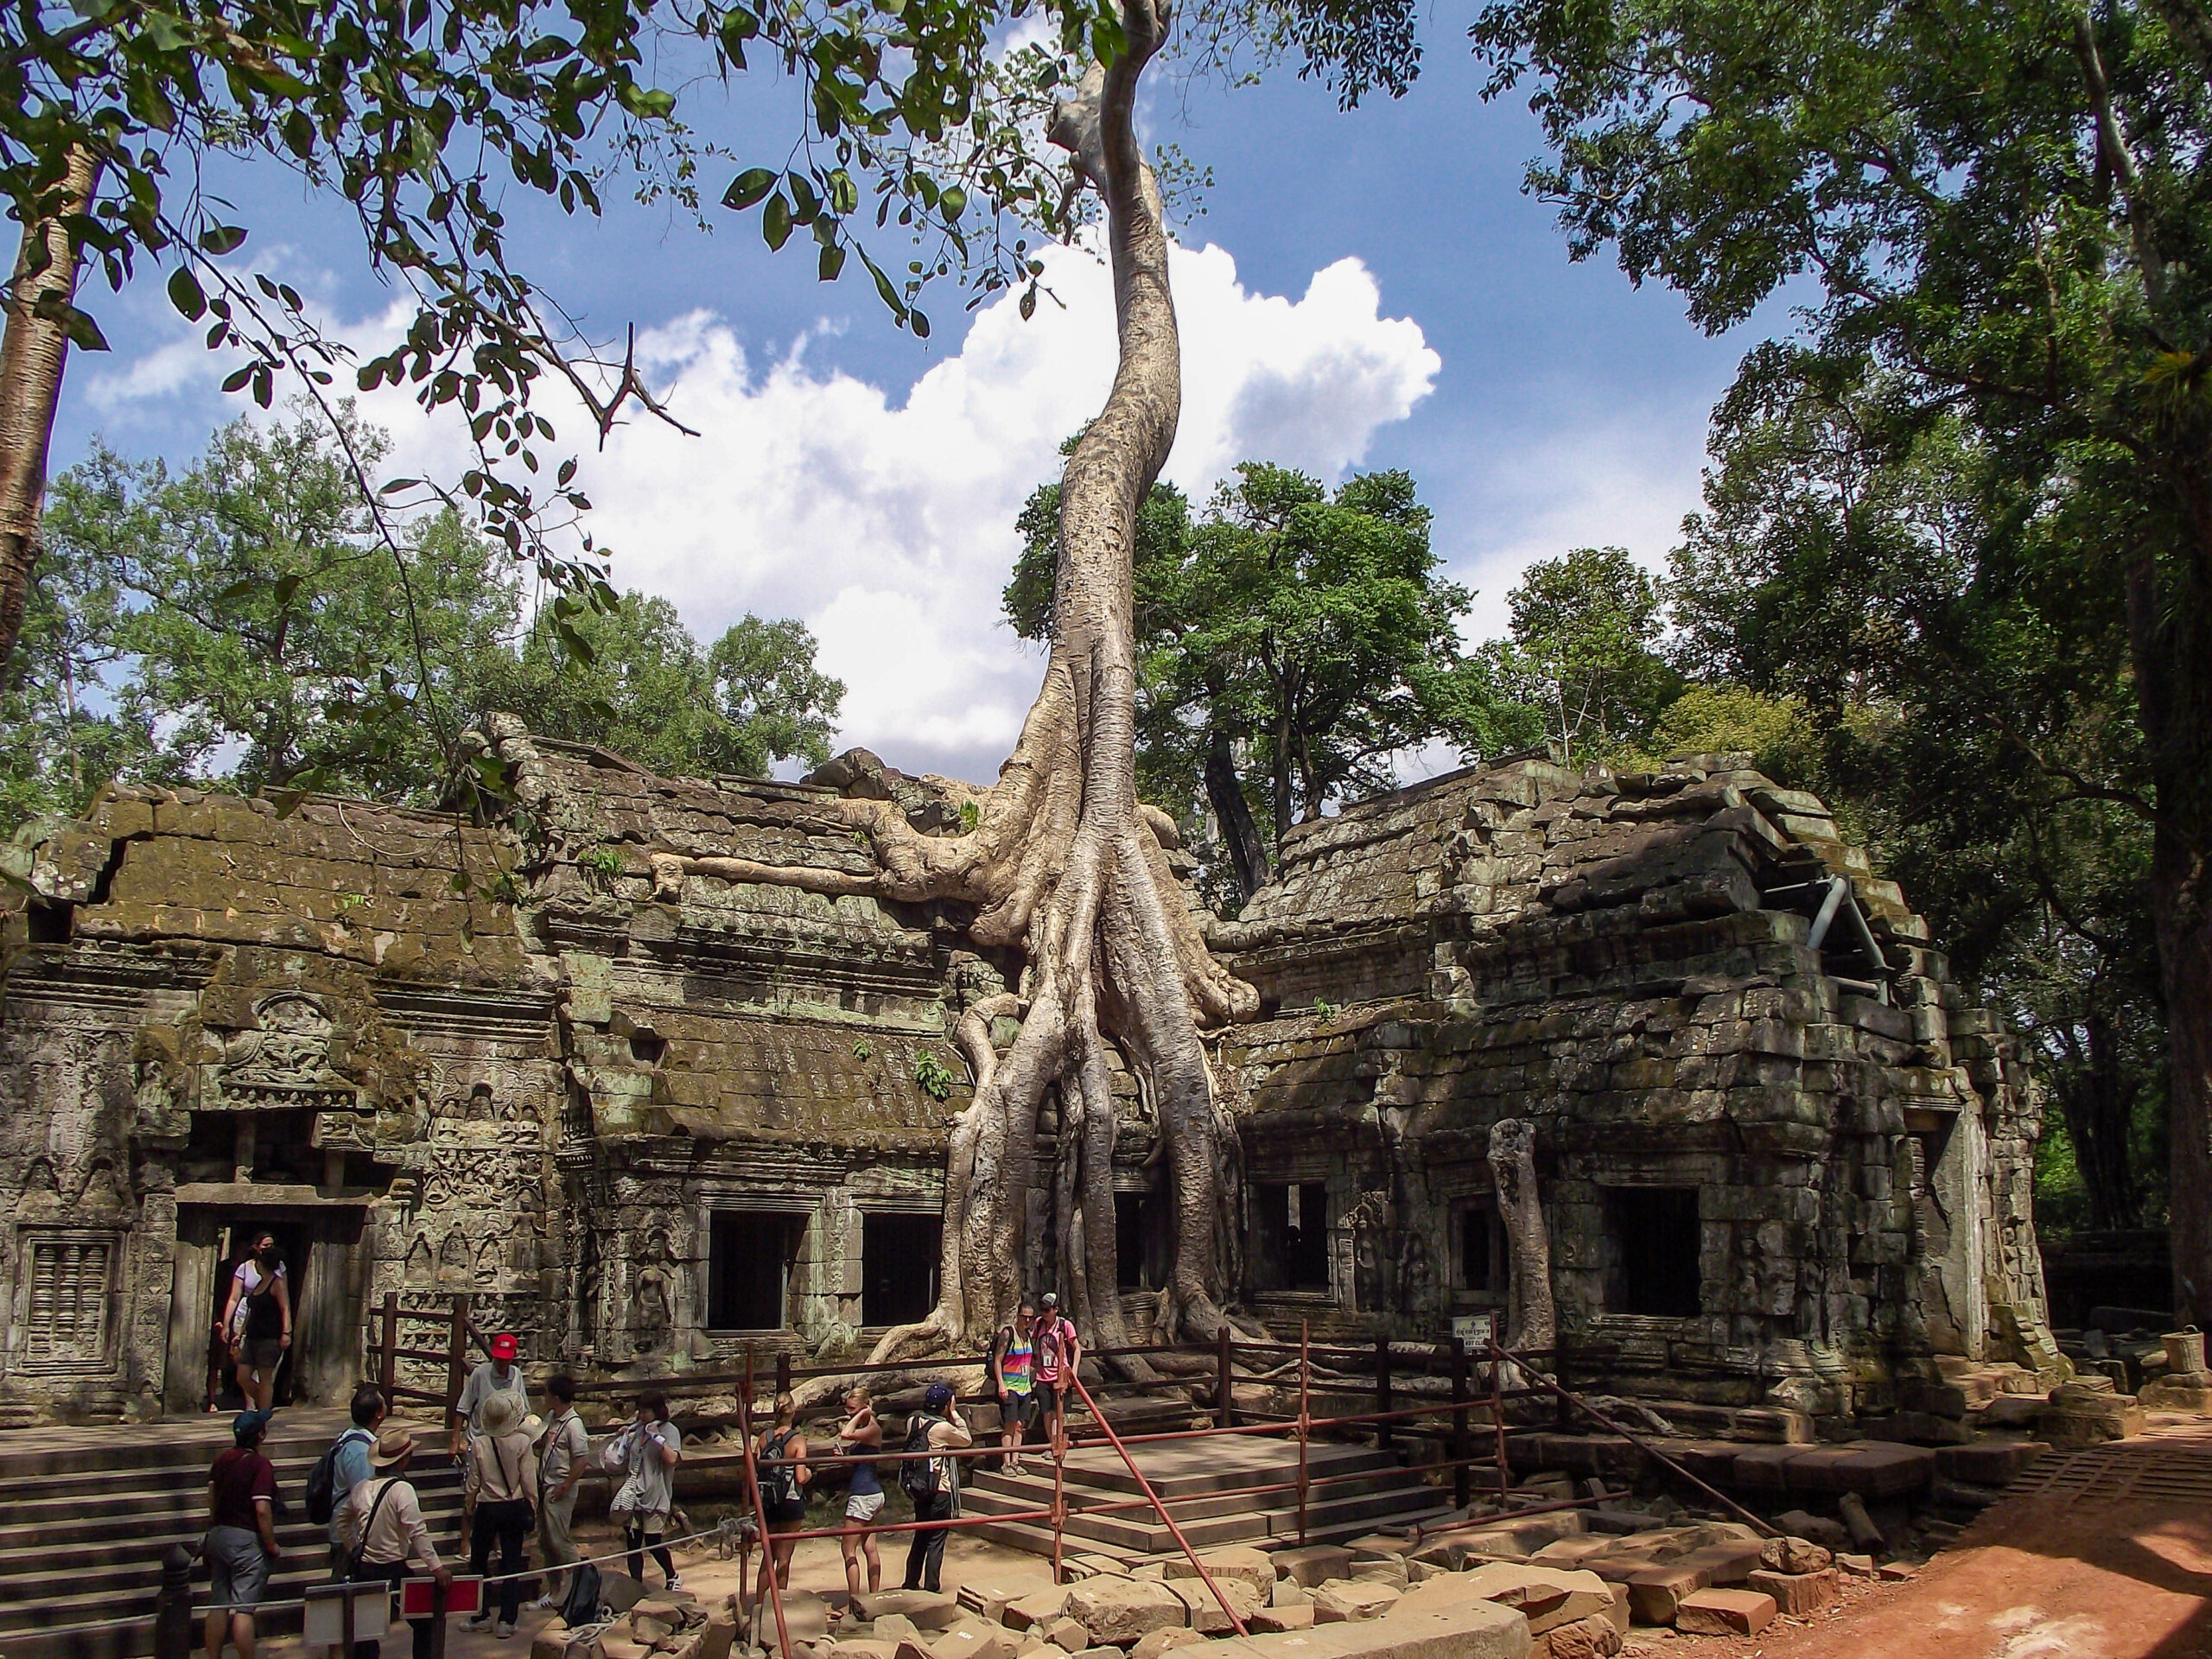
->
[205, 1525, 270, 1610]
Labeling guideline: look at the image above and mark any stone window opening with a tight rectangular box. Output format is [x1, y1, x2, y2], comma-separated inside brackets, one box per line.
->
[1602, 1186, 1702, 1319]
[1250, 1181, 1332, 1293]
[861, 1213, 940, 1326]
[1456, 1198, 1507, 1303]
[1114, 1193, 1172, 1291]
[708, 1211, 798, 1331]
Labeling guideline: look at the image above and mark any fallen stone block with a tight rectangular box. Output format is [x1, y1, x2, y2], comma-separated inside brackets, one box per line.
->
[960, 1587, 1020, 1624]
[775, 1596, 834, 1642]
[1001, 1590, 1071, 1633]
[1674, 1590, 1776, 1637]
[1166, 1578, 1264, 1636]
[1041, 1620, 1089, 1652]
[1624, 1567, 1704, 1627]
[1272, 1546, 1356, 1587]
[1392, 1564, 1611, 1636]
[874, 1618, 921, 1643]
[1747, 1567, 1840, 1616]
[601, 1638, 650, 1659]
[1212, 1596, 1529, 1659]
[696, 1612, 740, 1659]
[1065, 1558, 1128, 1583]
[1837, 1493, 1886, 1553]
[1066, 1579, 1189, 1646]
[1269, 1580, 1309, 1611]
[1773, 1511, 1851, 1553]
[1128, 1630, 1202, 1659]
[930, 1625, 1017, 1659]
[1313, 1580, 1402, 1624]
[1675, 1541, 1763, 1587]
[1538, 1614, 1622, 1659]
[1728, 1446, 1808, 1491]
[830, 1642, 901, 1659]
[1529, 1539, 1615, 1567]
[855, 1595, 962, 1631]
[1835, 1554, 1875, 1578]
[1349, 1559, 1409, 1590]
[1877, 1561, 1918, 1583]
[1249, 1605, 1314, 1635]
[1163, 1548, 1276, 1599]
[601, 1575, 654, 1618]
[1758, 1536, 1833, 1575]
[1930, 1476, 2005, 1510]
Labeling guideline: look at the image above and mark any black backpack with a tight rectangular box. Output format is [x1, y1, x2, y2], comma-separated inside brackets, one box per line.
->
[898, 1417, 939, 1500]
[306, 1428, 371, 1526]
[763, 1428, 804, 1508]
[558, 1561, 603, 1629]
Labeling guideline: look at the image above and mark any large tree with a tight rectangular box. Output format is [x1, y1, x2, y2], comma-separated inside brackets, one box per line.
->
[1484, 544, 1680, 766]
[1471, 0, 2212, 1319]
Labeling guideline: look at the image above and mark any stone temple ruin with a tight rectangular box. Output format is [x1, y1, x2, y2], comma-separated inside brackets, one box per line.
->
[0, 717, 2059, 1432]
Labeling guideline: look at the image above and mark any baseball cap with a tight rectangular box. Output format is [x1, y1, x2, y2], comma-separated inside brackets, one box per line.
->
[232, 1408, 273, 1443]
[489, 1332, 518, 1361]
[1039, 1292, 1058, 1308]
[924, 1382, 955, 1411]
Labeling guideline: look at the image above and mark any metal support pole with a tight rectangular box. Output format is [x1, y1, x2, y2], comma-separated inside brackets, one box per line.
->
[1068, 1372, 1249, 1636]
[1375, 1336, 1393, 1454]
[154, 1545, 194, 1659]
[738, 1352, 796, 1659]
[1296, 1320, 1310, 1546]
[379, 1292, 399, 1402]
[1450, 1337, 1469, 1511]
[1050, 1394, 1069, 1585]
[1215, 1325, 1233, 1429]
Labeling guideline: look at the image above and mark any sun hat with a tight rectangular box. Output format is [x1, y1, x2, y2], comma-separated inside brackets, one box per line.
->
[482, 1390, 524, 1435]
[369, 1427, 415, 1467]
[489, 1332, 518, 1361]
[521, 1414, 544, 1440]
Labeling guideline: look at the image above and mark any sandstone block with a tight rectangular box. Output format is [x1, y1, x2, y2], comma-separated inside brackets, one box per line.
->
[874, 1619, 921, 1642]
[534, 1630, 581, 1659]
[856, 1595, 960, 1630]
[1771, 1511, 1850, 1553]
[1758, 1536, 1833, 1575]
[1249, 1605, 1314, 1635]
[830, 1643, 901, 1659]
[1674, 1590, 1776, 1637]
[1936, 1441, 2047, 1486]
[1392, 1564, 1611, 1636]
[1067, 1579, 1188, 1646]
[895, 1639, 937, 1659]
[960, 1586, 1020, 1623]
[1002, 1590, 1071, 1632]
[1837, 1493, 1886, 1553]
[1128, 1630, 1202, 1659]
[697, 1613, 741, 1659]
[1745, 1569, 1839, 1617]
[1835, 1554, 1875, 1578]
[1877, 1562, 1918, 1582]
[1624, 1567, 1705, 1626]
[1166, 1577, 1263, 1636]
[1538, 1614, 1622, 1659]
[1313, 1580, 1402, 1623]
[1349, 1559, 1409, 1590]
[602, 1639, 650, 1659]
[1675, 1541, 1763, 1587]
[1254, 1595, 1530, 1659]
[931, 1629, 1017, 1659]
[1042, 1620, 1089, 1652]
[1272, 1547, 1356, 1587]
[1162, 1548, 1276, 1599]
[1269, 1580, 1309, 1611]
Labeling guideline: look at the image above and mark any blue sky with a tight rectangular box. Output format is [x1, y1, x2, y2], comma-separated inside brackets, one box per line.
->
[53, 15, 1774, 785]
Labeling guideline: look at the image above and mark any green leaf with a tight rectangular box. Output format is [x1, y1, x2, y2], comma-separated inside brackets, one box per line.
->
[723, 168, 777, 210]
[168, 267, 207, 321]
[763, 193, 793, 251]
[818, 243, 847, 281]
[198, 225, 248, 257]
[909, 308, 931, 340]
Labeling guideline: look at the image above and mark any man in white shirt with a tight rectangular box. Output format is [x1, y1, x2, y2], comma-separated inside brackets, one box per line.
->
[340, 1429, 451, 1659]
[449, 1332, 530, 1458]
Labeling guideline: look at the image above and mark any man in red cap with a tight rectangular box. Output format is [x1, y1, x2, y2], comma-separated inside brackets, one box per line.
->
[449, 1332, 529, 1549]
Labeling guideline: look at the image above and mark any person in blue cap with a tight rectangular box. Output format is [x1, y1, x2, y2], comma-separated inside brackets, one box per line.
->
[899, 1382, 971, 1594]
[204, 1408, 282, 1659]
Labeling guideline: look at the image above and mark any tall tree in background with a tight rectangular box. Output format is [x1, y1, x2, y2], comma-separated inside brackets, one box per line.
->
[1471, 0, 2212, 1313]
[1483, 546, 1680, 766]
[1008, 461, 1530, 901]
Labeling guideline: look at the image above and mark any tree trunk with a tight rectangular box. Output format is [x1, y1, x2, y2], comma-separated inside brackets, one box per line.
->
[2131, 553, 2212, 1325]
[2060, 1010, 2142, 1232]
[1487, 1116, 1556, 1354]
[1204, 728, 1270, 899]
[0, 144, 101, 674]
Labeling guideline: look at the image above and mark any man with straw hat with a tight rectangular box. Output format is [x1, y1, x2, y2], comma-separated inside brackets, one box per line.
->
[338, 1427, 450, 1659]
[463, 1390, 538, 1638]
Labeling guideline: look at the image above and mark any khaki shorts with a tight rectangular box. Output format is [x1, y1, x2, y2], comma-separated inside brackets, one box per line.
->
[539, 1489, 580, 1567]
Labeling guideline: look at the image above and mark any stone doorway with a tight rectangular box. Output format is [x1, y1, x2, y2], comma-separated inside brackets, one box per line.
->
[163, 1202, 366, 1414]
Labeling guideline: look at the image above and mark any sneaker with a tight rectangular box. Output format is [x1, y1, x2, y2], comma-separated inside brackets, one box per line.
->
[495, 1623, 516, 1640]
[465, 1612, 496, 1631]
[664, 1577, 683, 1594]
[533, 1596, 558, 1611]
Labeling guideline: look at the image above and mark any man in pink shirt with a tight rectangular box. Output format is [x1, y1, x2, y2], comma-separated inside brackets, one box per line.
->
[1032, 1292, 1080, 1442]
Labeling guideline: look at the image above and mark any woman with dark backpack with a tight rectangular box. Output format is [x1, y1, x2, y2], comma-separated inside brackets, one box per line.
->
[751, 1394, 809, 1614]
[217, 1234, 291, 1412]
[899, 1382, 971, 1594]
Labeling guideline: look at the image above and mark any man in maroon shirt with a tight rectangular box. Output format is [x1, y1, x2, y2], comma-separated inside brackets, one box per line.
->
[204, 1409, 283, 1659]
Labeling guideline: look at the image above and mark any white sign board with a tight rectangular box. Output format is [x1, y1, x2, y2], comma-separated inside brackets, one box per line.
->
[1452, 1313, 1494, 1345]
[303, 1584, 390, 1648]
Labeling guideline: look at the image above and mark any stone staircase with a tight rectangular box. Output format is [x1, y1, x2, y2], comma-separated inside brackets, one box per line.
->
[961, 1435, 1452, 1560]
[0, 1411, 464, 1659]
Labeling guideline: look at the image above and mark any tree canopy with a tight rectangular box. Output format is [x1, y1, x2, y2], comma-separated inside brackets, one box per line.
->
[0, 408, 842, 826]
[1007, 458, 1534, 901]
[1482, 544, 1681, 766]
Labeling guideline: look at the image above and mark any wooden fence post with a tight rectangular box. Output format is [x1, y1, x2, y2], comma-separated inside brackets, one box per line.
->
[444, 1294, 471, 1437]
